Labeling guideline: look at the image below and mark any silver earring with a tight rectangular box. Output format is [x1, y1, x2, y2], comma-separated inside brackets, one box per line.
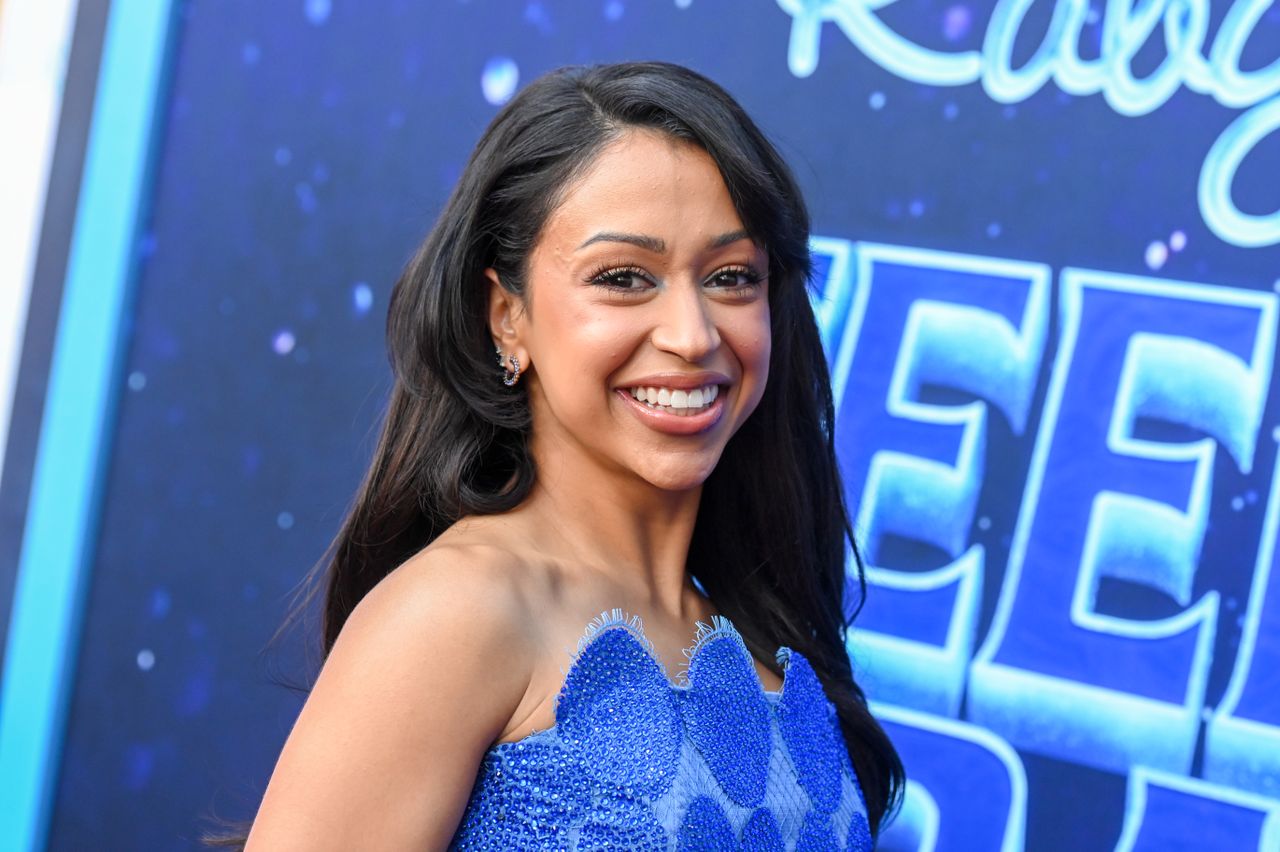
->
[496, 346, 521, 386]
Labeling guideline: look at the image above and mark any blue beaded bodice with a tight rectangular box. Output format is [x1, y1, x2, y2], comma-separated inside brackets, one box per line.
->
[449, 608, 872, 850]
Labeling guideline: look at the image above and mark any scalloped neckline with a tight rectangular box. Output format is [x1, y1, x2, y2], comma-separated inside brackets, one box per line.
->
[486, 608, 794, 753]
[579, 608, 790, 697]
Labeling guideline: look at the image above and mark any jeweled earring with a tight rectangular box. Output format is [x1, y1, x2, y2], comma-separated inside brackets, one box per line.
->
[495, 345, 521, 386]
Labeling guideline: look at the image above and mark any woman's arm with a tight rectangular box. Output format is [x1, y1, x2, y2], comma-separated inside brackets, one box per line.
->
[245, 549, 534, 850]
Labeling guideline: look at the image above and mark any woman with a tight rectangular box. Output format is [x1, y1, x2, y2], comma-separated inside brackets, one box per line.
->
[219, 60, 903, 849]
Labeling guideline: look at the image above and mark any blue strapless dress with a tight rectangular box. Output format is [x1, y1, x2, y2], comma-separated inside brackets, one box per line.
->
[448, 608, 873, 850]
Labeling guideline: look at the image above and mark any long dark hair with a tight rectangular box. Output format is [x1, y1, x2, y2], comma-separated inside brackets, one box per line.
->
[203, 60, 903, 846]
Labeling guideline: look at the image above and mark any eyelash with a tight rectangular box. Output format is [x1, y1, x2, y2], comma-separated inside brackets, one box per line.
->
[585, 262, 765, 293]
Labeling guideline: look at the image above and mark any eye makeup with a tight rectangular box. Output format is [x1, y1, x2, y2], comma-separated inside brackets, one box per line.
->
[583, 260, 766, 295]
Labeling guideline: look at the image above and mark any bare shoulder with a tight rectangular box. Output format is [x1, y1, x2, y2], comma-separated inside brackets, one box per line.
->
[335, 540, 539, 715]
[246, 540, 538, 851]
[364, 537, 538, 652]
[328, 537, 542, 736]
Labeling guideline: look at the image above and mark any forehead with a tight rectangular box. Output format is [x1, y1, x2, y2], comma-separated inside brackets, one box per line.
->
[536, 128, 749, 256]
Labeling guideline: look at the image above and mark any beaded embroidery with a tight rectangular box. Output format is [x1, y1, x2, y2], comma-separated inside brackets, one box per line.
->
[448, 608, 873, 851]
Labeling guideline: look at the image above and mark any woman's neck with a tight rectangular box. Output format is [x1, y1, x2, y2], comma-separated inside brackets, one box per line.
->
[510, 440, 704, 619]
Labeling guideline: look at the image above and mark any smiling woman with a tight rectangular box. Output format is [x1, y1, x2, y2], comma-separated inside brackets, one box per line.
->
[487, 128, 772, 486]
[206, 60, 903, 851]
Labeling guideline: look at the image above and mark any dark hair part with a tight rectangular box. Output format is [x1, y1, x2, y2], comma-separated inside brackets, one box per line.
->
[202, 59, 902, 847]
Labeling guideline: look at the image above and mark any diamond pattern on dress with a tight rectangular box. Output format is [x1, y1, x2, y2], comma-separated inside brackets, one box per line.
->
[447, 608, 873, 851]
[556, 620, 683, 798]
[775, 648, 844, 814]
[675, 794, 737, 850]
[680, 617, 773, 808]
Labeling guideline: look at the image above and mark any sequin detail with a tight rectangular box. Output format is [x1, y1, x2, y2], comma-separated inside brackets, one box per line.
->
[795, 810, 840, 852]
[845, 811, 873, 851]
[676, 795, 737, 850]
[776, 648, 844, 814]
[449, 741, 589, 849]
[557, 622, 682, 797]
[680, 618, 773, 807]
[577, 794, 668, 850]
[448, 608, 873, 851]
[740, 807, 786, 851]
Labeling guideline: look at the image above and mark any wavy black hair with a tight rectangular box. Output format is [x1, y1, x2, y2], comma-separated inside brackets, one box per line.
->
[203, 60, 903, 846]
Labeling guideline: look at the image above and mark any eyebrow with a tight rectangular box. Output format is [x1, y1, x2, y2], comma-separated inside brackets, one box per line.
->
[575, 229, 752, 253]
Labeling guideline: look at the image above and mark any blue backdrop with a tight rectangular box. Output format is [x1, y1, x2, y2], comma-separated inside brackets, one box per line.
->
[3, 0, 1279, 849]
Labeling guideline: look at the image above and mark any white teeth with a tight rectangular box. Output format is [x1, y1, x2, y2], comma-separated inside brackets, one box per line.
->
[626, 383, 722, 414]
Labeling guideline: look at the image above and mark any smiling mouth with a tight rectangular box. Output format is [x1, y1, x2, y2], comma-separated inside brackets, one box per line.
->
[626, 383, 720, 416]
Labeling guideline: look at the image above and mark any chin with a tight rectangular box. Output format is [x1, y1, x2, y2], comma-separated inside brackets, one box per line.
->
[635, 454, 722, 493]
[645, 474, 709, 493]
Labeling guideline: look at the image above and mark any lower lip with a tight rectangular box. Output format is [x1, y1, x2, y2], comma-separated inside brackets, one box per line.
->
[616, 388, 726, 435]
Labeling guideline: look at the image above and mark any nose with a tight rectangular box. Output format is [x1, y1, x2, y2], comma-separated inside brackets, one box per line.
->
[650, 283, 720, 362]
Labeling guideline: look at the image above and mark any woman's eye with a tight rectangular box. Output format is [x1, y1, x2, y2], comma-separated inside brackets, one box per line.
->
[591, 267, 652, 291]
[709, 267, 763, 289]
[588, 264, 763, 292]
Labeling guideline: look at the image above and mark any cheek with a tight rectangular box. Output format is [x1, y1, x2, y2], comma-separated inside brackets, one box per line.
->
[535, 301, 641, 389]
[717, 303, 771, 420]
[728, 304, 772, 379]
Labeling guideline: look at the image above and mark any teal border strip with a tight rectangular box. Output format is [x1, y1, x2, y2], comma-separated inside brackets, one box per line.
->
[0, 1, 178, 849]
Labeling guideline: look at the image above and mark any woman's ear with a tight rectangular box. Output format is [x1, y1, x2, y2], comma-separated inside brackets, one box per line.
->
[485, 267, 529, 366]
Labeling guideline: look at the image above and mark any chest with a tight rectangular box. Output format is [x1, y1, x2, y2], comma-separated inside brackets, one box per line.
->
[448, 610, 873, 850]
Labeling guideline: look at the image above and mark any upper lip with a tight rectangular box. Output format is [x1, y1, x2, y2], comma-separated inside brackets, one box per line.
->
[618, 371, 731, 390]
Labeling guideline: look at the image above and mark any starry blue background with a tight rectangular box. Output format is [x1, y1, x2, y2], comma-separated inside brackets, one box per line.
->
[45, 0, 1280, 849]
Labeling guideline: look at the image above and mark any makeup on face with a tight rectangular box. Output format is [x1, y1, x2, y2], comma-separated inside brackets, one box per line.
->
[515, 129, 771, 490]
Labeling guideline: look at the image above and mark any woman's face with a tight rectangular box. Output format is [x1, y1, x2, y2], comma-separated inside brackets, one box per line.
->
[487, 128, 771, 493]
